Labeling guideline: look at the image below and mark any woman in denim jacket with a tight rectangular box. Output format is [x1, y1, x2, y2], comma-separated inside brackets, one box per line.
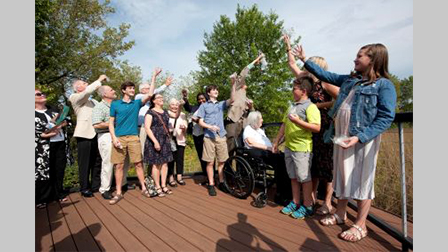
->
[294, 43, 397, 242]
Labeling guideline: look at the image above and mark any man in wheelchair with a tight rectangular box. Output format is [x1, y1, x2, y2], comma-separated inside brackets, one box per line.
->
[241, 111, 292, 206]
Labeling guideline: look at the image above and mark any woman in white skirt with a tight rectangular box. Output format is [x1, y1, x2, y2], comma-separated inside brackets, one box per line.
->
[293, 43, 397, 242]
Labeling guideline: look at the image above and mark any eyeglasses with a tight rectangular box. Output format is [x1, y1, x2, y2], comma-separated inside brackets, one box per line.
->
[35, 92, 46, 97]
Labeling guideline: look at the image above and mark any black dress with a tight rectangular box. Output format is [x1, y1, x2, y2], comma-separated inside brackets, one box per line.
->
[144, 109, 174, 165]
[310, 81, 334, 181]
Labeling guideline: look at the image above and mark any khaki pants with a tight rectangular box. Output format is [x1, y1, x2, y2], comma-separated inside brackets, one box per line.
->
[97, 132, 130, 194]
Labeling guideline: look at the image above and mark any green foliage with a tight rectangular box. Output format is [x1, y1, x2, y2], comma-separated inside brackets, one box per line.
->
[35, 0, 140, 105]
[398, 75, 413, 112]
[196, 4, 296, 123]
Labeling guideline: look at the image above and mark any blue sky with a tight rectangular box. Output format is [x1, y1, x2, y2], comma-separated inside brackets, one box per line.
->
[107, 0, 413, 81]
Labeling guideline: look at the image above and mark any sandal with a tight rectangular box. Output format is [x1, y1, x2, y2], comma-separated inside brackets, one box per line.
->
[319, 213, 346, 226]
[316, 205, 332, 215]
[156, 187, 165, 197]
[340, 224, 368, 242]
[177, 179, 186, 186]
[141, 189, 151, 198]
[162, 187, 173, 195]
[168, 180, 178, 187]
[109, 194, 124, 205]
[59, 197, 69, 203]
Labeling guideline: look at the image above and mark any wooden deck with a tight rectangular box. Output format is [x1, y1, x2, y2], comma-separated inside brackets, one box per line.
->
[35, 177, 413, 251]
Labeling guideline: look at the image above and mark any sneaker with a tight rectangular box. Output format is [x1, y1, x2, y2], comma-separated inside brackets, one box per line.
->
[101, 191, 112, 200]
[281, 201, 299, 215]
[109, 194, 124, 205]
[291, 205, 314, 219]
[207, 185, 217, 196]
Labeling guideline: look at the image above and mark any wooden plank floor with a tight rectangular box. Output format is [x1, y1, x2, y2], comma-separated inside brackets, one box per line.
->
[35, 177, 412, 251]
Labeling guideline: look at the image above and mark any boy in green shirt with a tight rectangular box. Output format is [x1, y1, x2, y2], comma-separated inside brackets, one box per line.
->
[273, 74, 321, 219]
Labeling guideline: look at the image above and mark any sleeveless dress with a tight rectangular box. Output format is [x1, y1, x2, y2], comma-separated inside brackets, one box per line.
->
[310, 80, 334, 181]
[143, 109, 174, 165]
[332, 88, 381, 200]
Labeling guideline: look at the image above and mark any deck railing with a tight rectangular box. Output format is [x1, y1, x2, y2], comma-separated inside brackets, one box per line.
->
[246, 112, 413, 251]
[171, 112, 413, 250]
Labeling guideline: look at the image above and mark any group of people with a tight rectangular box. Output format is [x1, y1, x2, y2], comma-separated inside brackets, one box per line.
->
[35, 34, 397, 243]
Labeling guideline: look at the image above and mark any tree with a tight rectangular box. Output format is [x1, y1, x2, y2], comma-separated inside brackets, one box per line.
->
[196, 4, 298, 123]
[399, 75, 413, 112]
[35, 0, 138, 104]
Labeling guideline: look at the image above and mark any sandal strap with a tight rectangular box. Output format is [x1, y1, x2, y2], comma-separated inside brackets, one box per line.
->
[351, 224, 367, 237]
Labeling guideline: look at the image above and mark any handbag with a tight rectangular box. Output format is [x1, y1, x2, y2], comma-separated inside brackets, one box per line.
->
[153, 110, 177, 152]
[144, 175, 158, 197]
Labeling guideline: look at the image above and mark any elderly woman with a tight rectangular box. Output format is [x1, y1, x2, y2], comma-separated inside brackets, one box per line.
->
[243, 111, 292, 205]
[167, 98, 188, 186]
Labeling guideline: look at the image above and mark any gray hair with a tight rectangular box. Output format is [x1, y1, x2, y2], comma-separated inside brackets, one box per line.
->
[97, 85, 109, 97]
[246, 111, 262, 129]
[139, 82, 150, 91]
[71, 79, 82, 93]
[169, 98, 179, 106]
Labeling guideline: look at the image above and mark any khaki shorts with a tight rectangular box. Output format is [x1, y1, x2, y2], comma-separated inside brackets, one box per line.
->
[284, 147, 312, 183]
[111, 135, 142, 164]
[202, 136, 229, 163]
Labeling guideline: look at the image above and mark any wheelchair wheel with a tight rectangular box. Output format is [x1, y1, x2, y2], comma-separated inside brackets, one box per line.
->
[223, 156, 255, 199]
[254, 192, 268, 208]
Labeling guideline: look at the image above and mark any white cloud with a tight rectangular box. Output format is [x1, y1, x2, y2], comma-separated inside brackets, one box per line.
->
[108, 0, 413, 80]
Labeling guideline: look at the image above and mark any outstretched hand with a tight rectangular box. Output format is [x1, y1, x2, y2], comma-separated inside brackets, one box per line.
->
[282, 34, 292, 48]
[154, 67, 162, 76]
[292, 45, 306, 62]
[181, 89, 188, 98]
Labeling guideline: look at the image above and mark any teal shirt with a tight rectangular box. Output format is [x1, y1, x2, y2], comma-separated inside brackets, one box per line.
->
[110, 99, 142, 137]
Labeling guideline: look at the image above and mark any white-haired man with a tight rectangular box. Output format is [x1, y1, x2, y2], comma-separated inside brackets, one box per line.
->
[69, 74, 108, 197]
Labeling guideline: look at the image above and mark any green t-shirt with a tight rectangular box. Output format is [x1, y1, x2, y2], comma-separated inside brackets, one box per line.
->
[283, 100, 321, 152]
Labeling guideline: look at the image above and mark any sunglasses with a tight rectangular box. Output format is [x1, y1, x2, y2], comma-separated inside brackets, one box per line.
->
[35, 92, 46, 97]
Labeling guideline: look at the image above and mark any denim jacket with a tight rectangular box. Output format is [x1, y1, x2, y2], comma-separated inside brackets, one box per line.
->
[304, 60, 397, 143]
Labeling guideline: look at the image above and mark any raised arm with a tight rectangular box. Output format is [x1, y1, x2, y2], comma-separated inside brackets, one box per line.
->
[294, 45, 348, 86]
[147, 67, 163, 97]
[283, 34, 303, 78]
[226, 77, 237, 107]
[70, 75, 107, 106]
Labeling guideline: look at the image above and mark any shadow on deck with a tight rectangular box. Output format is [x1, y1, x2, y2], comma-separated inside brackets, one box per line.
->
[35, 177, 413, 251]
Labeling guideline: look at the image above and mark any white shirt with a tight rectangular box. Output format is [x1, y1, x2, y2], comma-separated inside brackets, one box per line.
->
[242, 125, 272, 149]
[136, 85, 167, 126]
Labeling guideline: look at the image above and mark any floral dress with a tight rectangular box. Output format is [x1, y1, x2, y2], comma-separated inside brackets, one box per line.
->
[35, 106, 73, 204]
[144, 109, 174, 165]
[309, 80, 334, 181]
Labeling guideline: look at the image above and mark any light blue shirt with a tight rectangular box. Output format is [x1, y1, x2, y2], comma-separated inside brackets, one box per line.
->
[196, 100, 228, 138]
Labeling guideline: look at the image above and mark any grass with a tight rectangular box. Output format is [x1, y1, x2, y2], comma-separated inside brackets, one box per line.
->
[63, 127, 413, 222]
[374, 127, 413, 222]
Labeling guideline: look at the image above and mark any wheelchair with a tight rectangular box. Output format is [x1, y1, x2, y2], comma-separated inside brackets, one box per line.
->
[222, 126, 278, 208]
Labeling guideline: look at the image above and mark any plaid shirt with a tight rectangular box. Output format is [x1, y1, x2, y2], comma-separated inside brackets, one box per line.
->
[91, 100, 111, 133]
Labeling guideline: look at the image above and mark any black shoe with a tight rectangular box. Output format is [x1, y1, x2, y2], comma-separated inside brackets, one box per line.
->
[81, 190, 93, 197]
[101, 191, 112, 200]
[218, 183, 228, 193]
[91, 188, 99, 193]
[207, 185, 217, 196]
